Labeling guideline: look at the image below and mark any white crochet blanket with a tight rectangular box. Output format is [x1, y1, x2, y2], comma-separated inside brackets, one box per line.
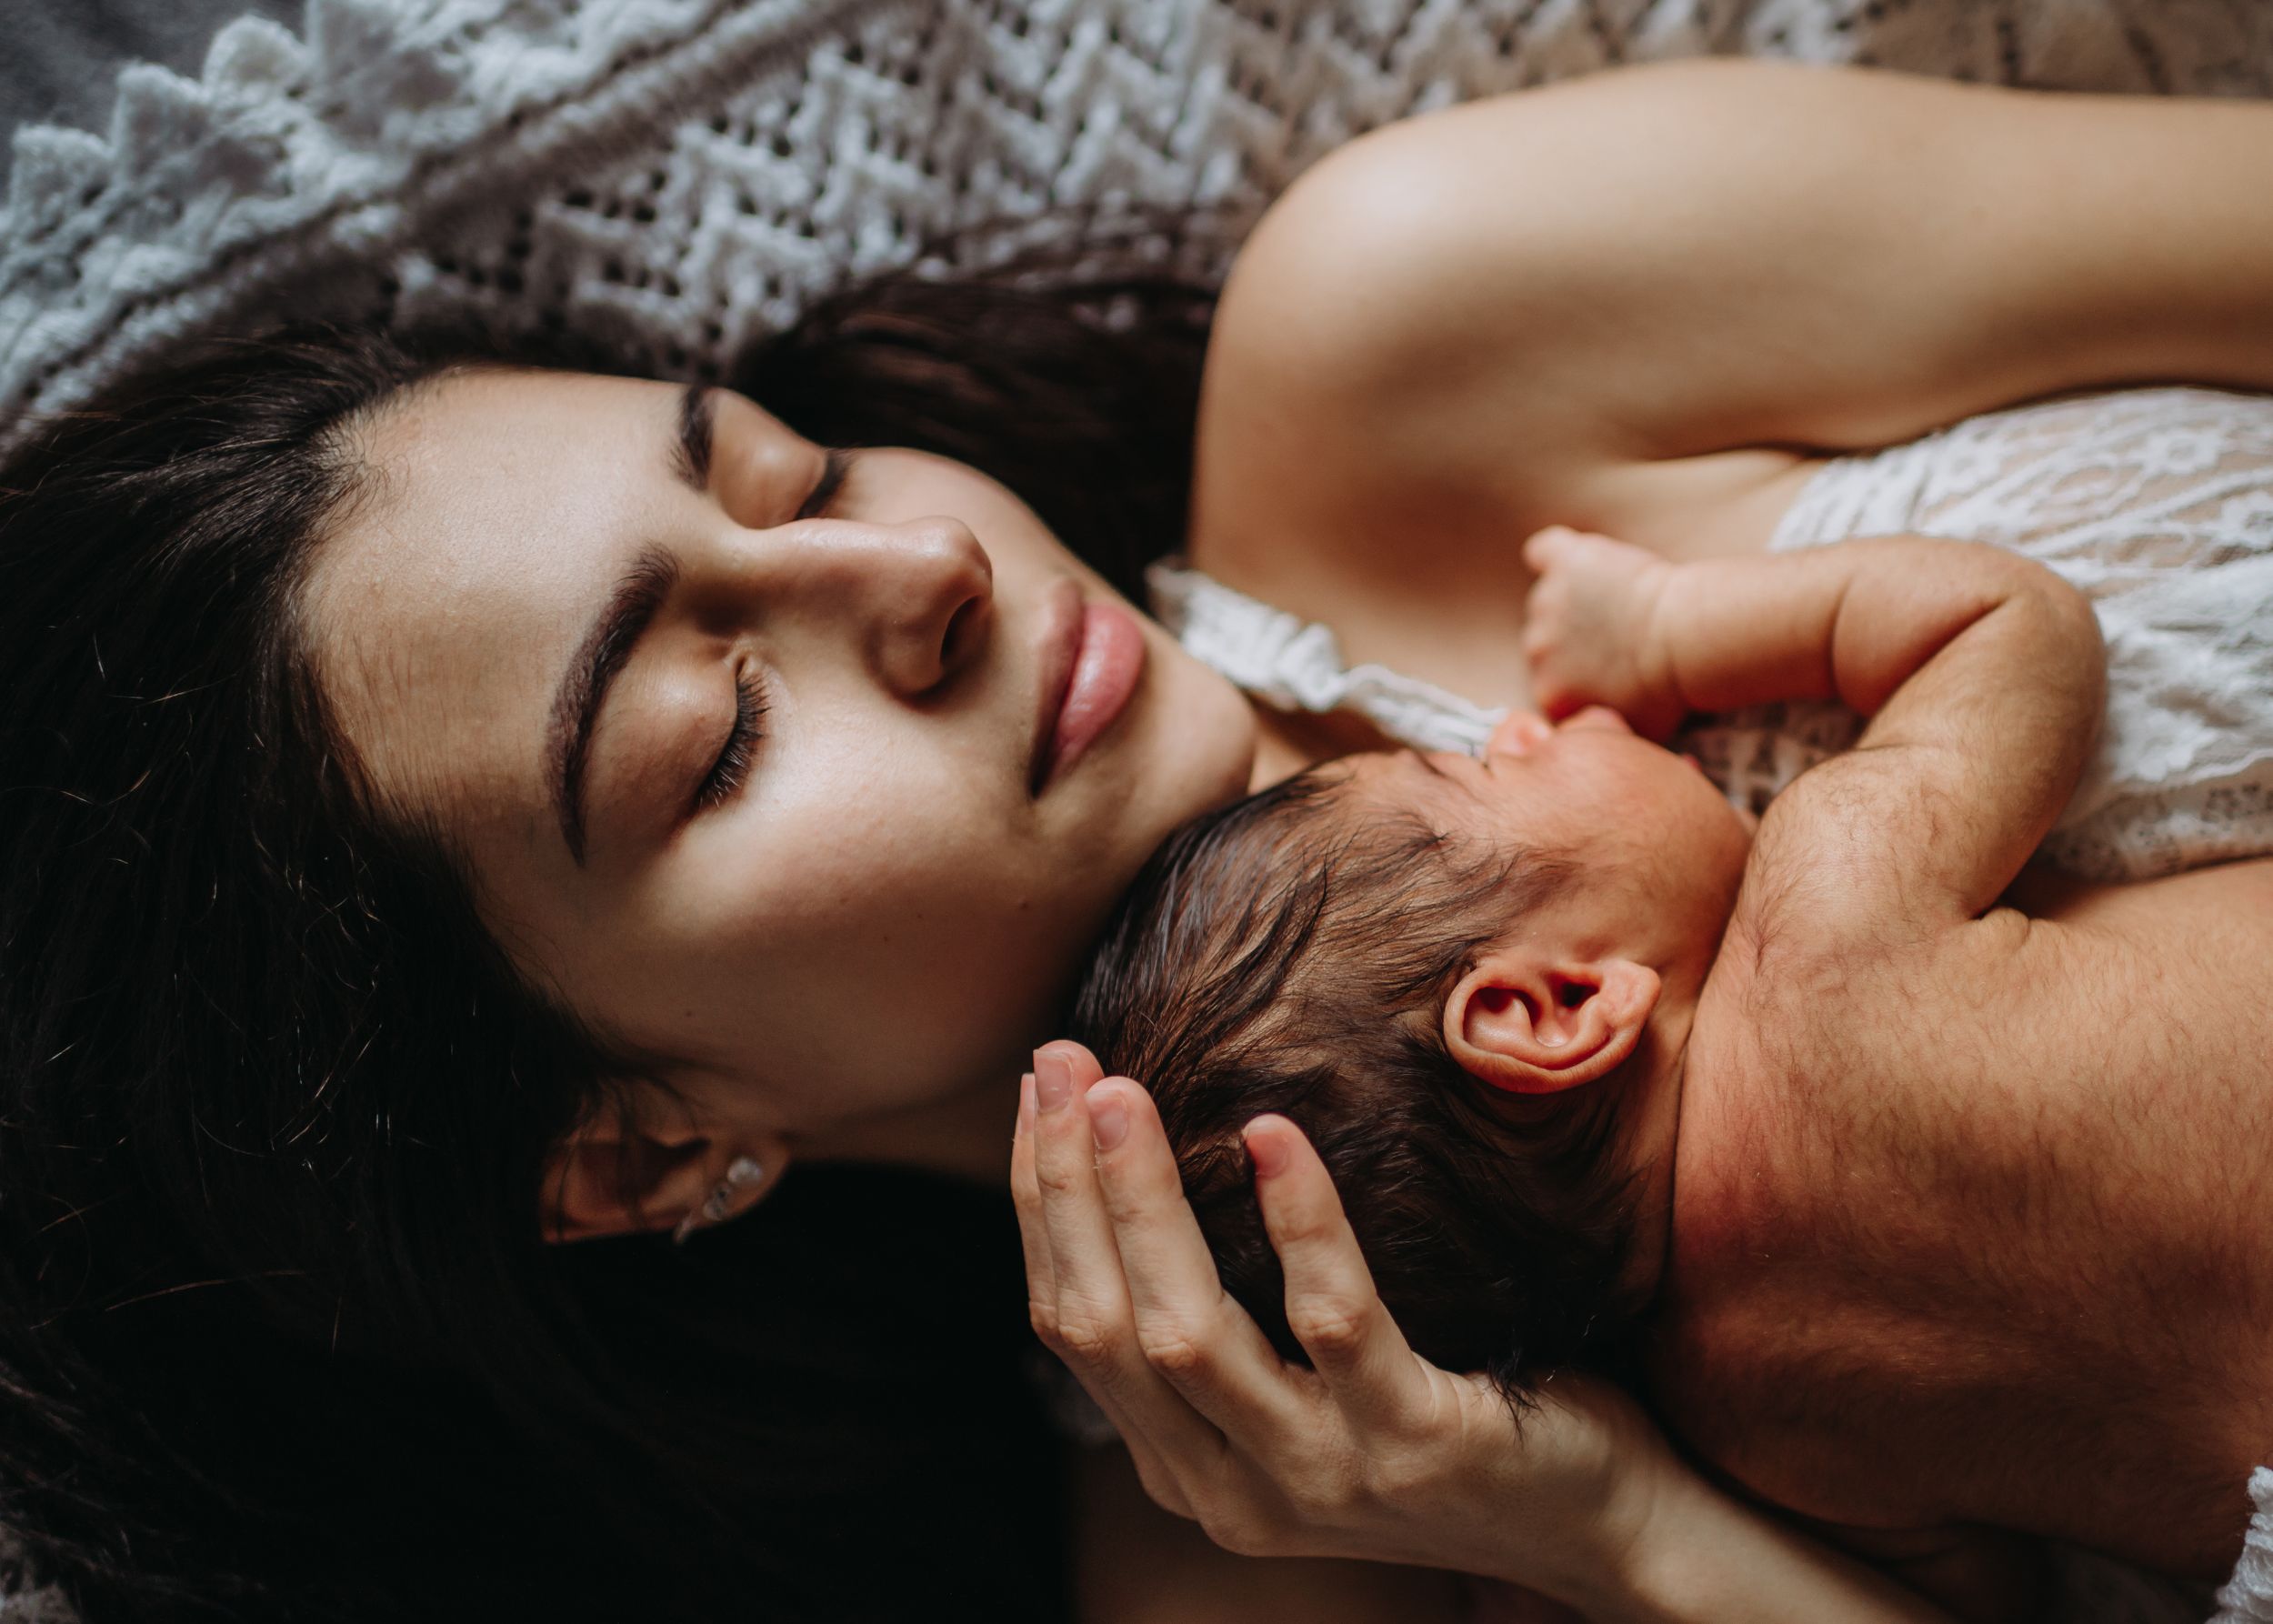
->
[3, 1, 2268, 1619]
[6, 0, 2273, 460]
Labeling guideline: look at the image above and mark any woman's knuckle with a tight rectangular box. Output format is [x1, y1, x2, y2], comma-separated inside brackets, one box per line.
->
[1287, 1458, 1362, 1521]
[1135, 1324, 1214, 1383]
[1052, 1308, 1126, 1366]
[1345, 1450, 1401, 1509]
[1280, 1479, 1333, 1525]
[1287, 1293, 1369, 1358]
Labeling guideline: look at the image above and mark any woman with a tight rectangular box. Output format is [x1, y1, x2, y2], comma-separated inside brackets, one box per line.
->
[0, 57, 2265, 1622]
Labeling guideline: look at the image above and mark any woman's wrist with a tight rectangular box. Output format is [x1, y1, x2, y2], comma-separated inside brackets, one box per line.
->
[1540, 1438, 1703, 1624]
[1457, 1381, 1688, 1619]
[1565, 1463, 1955, 1624]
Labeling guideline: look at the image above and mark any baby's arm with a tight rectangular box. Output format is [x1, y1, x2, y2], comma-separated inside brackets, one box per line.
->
[1522, 526, 2103, 928]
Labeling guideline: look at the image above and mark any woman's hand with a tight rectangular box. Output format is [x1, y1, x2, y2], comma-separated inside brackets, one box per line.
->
[1520, 526, 1686, 740]
[1008, 1039, 1676, 1611]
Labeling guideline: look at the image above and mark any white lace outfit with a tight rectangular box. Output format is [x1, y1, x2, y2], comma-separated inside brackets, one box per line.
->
[1153, 385, 2273, 885]
[2218, 1470, 2273, 1624]
[1700, 385, 2273, 882]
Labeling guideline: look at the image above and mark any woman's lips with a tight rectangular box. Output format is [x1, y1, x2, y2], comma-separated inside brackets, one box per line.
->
[1030, 592, 1146, 795]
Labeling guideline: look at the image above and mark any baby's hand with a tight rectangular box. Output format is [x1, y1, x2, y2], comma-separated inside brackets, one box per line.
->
[1520, 526, 1684, 740]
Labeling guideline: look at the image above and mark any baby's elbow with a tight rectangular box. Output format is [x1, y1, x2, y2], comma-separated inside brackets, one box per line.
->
[2015, 570, 2106, 716]
[2048, 576, 2104, 666]
[1948, 546, 2103, 715]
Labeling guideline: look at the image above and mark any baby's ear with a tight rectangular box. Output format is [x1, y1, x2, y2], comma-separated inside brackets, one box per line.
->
[1442, 949, 1659, 1095]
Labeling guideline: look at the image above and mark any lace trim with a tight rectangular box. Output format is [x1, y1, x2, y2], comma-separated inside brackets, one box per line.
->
[1148, 560, 1507, 755]
[2213, 1469, 2273, 1623]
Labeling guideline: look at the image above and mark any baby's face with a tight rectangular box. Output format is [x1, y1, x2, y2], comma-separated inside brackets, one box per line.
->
[1337, 707, 1754, 947]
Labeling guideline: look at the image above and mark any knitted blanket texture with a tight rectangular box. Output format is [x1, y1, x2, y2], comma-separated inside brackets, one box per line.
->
[5, 0, 2272, 460]
[1, 1, 2268, 1618]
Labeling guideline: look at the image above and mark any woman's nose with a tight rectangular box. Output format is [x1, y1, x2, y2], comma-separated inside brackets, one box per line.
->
[771, 515, 995, 698]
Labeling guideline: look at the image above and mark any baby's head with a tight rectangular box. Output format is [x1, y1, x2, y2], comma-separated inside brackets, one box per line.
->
[1071, 708, 1750, 1394]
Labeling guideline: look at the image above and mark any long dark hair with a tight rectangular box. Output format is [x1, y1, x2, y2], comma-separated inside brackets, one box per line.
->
[0, 232, 1217, 1621]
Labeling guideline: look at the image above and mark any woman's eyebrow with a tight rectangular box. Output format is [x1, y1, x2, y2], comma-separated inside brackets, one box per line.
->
[669, 382, 715, 492]
[546, 546, 681, 866]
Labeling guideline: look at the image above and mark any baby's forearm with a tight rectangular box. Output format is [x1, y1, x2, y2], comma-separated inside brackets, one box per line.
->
[1646, 536, 2084, 722]
[1648, 535, 2103, 917]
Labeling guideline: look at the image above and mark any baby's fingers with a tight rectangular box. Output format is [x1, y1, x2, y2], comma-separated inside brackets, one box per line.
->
[1521, 524, 1585, 574]
[1524, 524, 1651, 575]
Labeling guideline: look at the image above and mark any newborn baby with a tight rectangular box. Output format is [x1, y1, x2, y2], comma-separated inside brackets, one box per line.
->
[1070, 696, 1698, 1391]
[1072, 527, 2273, 1604]
[1070, 535, 1759, 1391]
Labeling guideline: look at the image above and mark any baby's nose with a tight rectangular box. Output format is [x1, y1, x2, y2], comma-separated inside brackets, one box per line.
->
[1557, 705, 1634, 737]
[1487, 711, 1555, 757]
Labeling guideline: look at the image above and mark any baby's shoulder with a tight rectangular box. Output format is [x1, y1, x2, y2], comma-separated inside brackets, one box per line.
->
[1693, 896, 2034, 1088]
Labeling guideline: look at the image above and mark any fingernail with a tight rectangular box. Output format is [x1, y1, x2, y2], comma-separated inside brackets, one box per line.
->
[1088, 1085, 1128, 1152]
[1244, 1120, 1287, 1178]
[1035, 1048, 1071, 1113]
[1015, 1073, 1035, 1140]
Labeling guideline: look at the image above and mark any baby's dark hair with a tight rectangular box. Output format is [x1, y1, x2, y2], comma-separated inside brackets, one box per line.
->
[1073, 766, 1647, 1395]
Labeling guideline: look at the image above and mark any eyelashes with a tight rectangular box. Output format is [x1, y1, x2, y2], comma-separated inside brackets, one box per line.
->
[689, 446, 849, 816]
[796, 447, 853, 521]
[695, 667, 767, 811]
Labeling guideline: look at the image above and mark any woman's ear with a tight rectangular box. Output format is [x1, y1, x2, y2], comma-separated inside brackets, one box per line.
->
[542, 1104, 789, 1244]
[1442, 949, 1660, 1095]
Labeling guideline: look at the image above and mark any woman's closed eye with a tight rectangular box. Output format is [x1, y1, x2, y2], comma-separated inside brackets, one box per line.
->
[695, 667, 768, 812]
[688, 449, 854, 815]
[796, 447, 854, 523]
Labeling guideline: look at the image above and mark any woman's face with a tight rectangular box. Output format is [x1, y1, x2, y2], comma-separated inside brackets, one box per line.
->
[305, 366, 1256, 1146]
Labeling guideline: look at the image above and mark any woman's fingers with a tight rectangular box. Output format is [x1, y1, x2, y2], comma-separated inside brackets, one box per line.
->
[1026, 1040, 1118, 1358]
[1086, 1078, 1299, 1439]
[1011, 1071, 1057, 1313]
[1014, 1064, 1197, 1518]
[1245, 1114, 1427, 1432]
[1027, 1042, 1227, 1465]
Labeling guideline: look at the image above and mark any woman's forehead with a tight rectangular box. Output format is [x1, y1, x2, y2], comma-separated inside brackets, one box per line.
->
[342, 366, 684, 553]
[302, 369, 698, 837]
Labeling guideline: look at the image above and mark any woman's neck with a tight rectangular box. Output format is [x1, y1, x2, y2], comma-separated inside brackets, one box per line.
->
[799, 1072, 1020, 1187]
[1247, 702, 1398, 790]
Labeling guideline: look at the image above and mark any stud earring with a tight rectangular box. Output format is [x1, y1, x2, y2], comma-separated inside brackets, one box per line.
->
[672, 1155, 766, 1245]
